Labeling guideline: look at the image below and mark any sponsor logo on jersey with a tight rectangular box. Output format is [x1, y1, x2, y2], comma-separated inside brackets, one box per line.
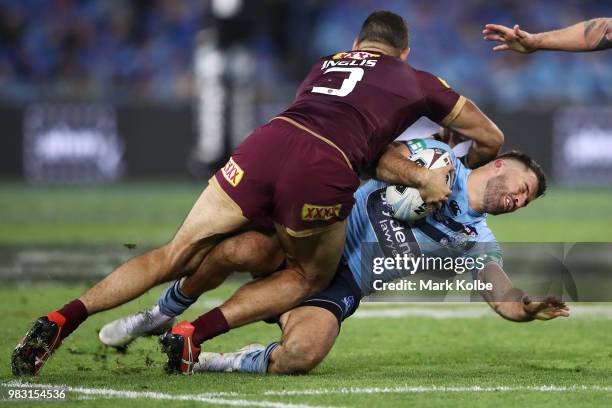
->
[366, 188, 421, 258]
[332, 51, 380, 60]
[301, 203, 342, 221]
[221, 157, 244, 187]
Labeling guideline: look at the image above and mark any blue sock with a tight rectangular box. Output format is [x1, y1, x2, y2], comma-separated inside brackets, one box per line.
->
[239, 342, 279, 374]
[157, 279, 197, 317]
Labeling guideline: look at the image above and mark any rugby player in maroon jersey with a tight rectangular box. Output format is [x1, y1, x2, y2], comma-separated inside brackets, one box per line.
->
[12, 11, 503, 376]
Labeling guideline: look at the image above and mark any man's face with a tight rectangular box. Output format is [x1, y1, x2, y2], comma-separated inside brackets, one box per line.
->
[482, 160, 539, 215]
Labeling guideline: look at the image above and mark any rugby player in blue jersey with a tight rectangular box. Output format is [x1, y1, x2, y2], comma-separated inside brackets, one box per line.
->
[100, 138, 568, 375]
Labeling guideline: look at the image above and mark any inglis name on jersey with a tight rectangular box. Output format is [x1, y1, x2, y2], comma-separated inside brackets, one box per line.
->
[321, 51, 380, 70]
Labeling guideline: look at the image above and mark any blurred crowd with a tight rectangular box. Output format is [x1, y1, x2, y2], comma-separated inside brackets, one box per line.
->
[0, 0, 610, 110]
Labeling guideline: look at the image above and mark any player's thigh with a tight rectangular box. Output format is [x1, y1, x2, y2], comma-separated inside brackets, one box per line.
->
[275, 220, 347, 292]
[169, 183, 249, 270]
[277, 306, 339, 365]
[171, 121, 295, 267]
[182, 230, 284, 296]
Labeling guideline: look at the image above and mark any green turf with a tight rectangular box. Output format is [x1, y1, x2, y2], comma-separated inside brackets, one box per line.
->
[1, 285, 612, 407]
[2, 182, 612, 406]
[1, 182, 611, 244]
[0, 182, 202, 245]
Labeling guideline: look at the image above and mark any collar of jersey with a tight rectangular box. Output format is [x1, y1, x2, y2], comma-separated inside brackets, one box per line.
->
[464, 168, 486, 219]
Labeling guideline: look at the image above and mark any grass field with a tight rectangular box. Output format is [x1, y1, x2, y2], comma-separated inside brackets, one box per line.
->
[1, 182, 612, 244]
[2, 286, 612, 407]
[1, 182, 612, 407]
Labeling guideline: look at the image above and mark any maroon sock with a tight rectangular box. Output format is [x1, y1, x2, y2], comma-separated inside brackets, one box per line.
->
[191, 307, 230, 346]
[55, 299, 89, 340]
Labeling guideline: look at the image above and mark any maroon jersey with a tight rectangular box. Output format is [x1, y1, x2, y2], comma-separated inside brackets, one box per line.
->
[280, 51, 466, 174]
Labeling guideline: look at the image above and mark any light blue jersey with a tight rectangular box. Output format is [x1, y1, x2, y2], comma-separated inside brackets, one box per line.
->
[343, 139, 502, 296]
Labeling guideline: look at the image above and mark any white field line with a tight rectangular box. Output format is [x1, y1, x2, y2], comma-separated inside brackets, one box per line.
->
[354, 307, 491, 319]
[2, 380, 338, 408]
[354, 304, 612, 319]
[264, 385, 612, 396]
[197, 299, 612, 319]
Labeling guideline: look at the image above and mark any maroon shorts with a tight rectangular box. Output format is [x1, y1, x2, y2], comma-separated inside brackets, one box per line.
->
[213, 117, 359, 237]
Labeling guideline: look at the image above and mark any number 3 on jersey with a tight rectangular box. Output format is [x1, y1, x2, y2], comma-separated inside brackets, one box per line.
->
[312, 67, 364, 97]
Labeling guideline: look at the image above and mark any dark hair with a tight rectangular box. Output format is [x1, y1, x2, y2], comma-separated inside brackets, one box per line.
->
[357, 11, 409, 53]
[497, 150, 547, 198]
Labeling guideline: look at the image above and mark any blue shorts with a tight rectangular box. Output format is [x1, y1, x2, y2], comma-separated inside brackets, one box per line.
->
[264, 259, 361, 327]
[298, 260, 362, 325]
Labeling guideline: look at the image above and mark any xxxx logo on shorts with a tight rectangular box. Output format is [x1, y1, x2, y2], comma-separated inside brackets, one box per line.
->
[301, 203, 342, 221]
[221, 157, 244, 187]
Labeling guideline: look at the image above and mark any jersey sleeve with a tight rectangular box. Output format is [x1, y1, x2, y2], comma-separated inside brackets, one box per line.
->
[417, 71, 467, 127]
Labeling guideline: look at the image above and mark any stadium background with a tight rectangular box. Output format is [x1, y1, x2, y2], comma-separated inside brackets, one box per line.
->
[1, 1, 611, 407]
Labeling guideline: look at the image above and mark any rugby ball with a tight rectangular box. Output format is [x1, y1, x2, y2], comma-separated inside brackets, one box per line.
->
[385, 147, 454, 223]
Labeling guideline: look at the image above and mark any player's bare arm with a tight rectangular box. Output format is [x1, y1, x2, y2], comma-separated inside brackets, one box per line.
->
[478, 263, 570, 322]
[375, 142, 452, 209]
[445, 99, 504, 168]
[483, 18, 612, 53]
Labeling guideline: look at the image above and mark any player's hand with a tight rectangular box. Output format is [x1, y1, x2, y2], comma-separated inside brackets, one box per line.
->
[483, 24, 538, 53]
[522, 295, 570, 320]
[419, 164, 453, 211]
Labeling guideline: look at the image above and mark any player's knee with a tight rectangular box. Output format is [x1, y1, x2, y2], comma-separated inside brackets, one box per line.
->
[280, 337, 323, 374]
[305, 272, 334, 295]
[212, 235, 243, 268]
[219, 231, 281, 272]
[164, 238, 191, 265]
[280, 268, 311, 300]
[149, 244, 177, 277]
[158, 240, 203, 281]
[287, 263, 333, 296]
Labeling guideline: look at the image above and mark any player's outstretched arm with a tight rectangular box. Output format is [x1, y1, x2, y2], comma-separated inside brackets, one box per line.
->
[374, 142, 452, 209]
[477, 263, 570, 322]
[483, 18, 612, 53]
[446, 99, 504, 168]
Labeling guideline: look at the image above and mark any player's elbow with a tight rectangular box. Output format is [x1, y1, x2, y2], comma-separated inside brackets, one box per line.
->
[483, 121, 504, 154]
[451, 99, 504, 155]
[492, 125, 504, 152]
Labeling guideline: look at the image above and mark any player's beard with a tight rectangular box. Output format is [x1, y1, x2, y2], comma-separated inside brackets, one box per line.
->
[482, 174, 510, 215]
